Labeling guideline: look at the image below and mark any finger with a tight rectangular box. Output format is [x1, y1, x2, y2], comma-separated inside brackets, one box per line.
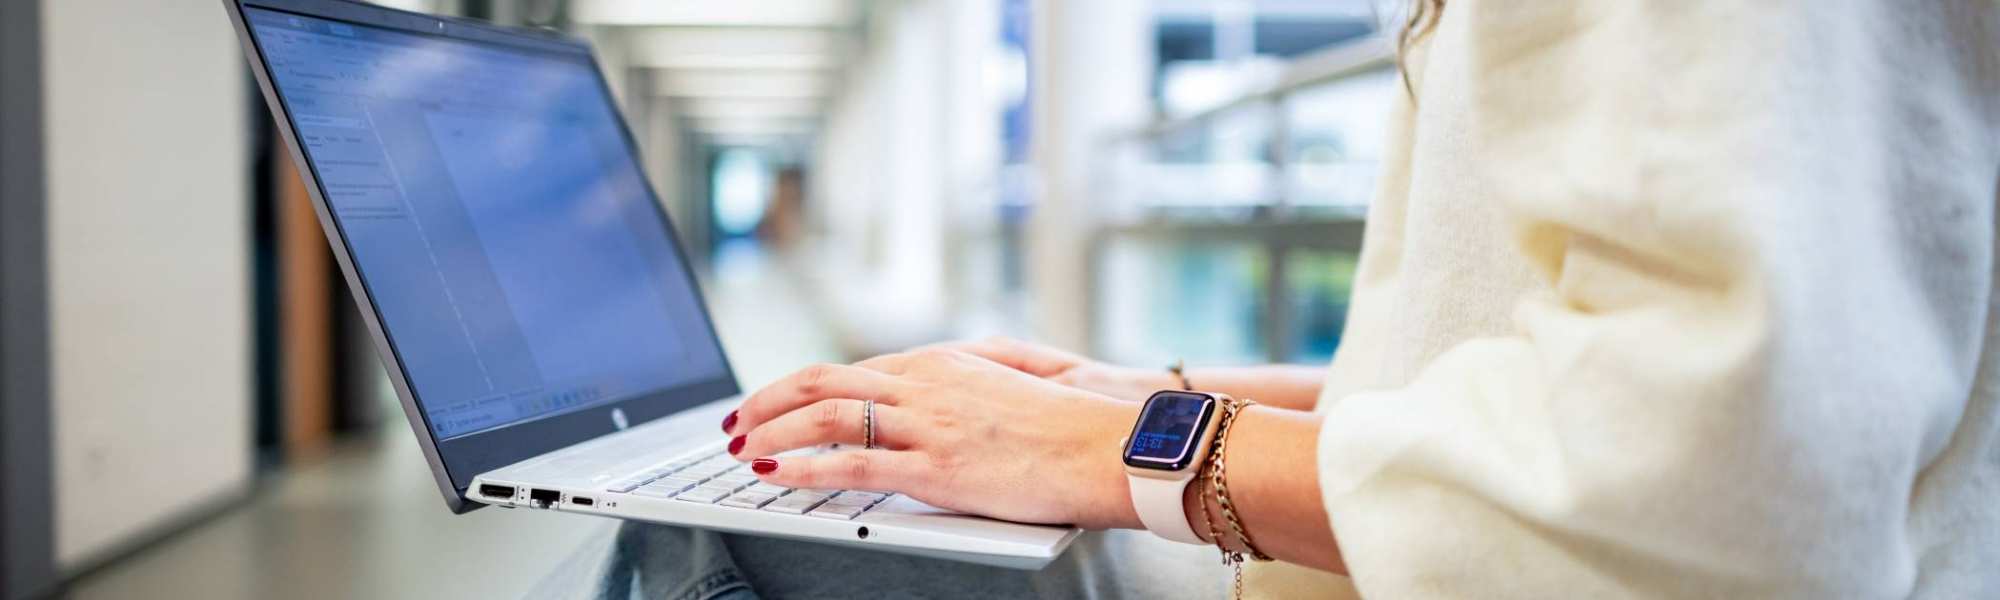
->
[732, 399, 918, 459]
[854, 351, 920, 374]
[857, 349, 1015, 386]
[749, 449, 928, 493]
[735, 363, 908, 435]
[920, 336, 1079, 377]
[856, 349, 985, 382]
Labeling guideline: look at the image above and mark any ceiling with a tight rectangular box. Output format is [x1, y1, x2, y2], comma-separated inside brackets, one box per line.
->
[569, 0, 865, 142]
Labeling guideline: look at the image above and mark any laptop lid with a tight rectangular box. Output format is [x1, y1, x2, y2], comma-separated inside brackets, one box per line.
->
[222, 0, 739, 512]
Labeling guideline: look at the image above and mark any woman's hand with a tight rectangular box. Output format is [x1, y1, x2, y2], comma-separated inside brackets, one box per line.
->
[723, 348, 1144, 529]
[918, 336, 1174, 403]
[926, 336, 1332, 411]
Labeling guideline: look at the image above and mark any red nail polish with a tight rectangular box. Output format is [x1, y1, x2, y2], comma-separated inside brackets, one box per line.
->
[751, 458, 778, 474]
[721, 410, 738, 433]
[728, 435, 746, 455]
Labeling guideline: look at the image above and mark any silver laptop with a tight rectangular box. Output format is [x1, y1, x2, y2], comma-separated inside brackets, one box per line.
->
[221, 0, 1080, 570]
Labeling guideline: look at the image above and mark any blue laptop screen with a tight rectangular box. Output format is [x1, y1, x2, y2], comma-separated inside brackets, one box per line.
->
[245, 8, 729, 440]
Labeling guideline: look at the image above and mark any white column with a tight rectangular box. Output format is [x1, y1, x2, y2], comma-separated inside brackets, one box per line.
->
[801, 0, 958, 354]
[41, 0, 253, 569]
[876, 0, 947, 316]
[1029, 0, 1153, 351]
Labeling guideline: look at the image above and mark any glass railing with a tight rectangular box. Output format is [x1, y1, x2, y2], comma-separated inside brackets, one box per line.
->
[1096, 237, 1271, 366]
[1090, 34, 1395, 366]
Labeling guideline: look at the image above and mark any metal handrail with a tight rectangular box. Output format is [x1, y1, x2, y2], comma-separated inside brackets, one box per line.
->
[1115, 33, 1395, 142]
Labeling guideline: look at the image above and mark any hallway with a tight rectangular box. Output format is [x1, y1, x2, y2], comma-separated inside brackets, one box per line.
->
[67, 247, 842, 600]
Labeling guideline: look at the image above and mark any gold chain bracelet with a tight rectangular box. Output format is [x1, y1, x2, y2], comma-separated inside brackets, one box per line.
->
[1211, 397, 1271, 563]
[1200, 396, 1269, 599]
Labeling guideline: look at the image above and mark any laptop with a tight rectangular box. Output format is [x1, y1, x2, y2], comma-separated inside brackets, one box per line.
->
[220, 0, 1081, 570]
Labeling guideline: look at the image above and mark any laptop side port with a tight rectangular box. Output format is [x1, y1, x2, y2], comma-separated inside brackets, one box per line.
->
[479, 484, 516, 500]
[570, 496, 595, 507]
[528, 488, 561, 508]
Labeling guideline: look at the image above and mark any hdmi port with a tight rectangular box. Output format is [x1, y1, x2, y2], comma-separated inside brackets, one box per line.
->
[479, 484, 515, 499]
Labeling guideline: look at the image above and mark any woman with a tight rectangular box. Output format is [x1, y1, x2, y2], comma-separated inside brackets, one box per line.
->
[604, 1, 2000, 597]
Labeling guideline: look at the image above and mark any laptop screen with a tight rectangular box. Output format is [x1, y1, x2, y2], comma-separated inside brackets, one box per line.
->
[242, 7, 731, 441]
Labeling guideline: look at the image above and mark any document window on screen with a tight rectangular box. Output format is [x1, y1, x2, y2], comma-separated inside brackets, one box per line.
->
[246, 9, 728, 439]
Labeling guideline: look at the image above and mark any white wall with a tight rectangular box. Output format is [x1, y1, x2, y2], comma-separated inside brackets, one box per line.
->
[41, 0, 253, 569]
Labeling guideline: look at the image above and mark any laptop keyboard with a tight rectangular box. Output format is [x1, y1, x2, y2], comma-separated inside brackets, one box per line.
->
[604, 450, 892, 520]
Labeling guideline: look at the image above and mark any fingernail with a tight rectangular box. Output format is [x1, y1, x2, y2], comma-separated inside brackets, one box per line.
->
[751, 458, 778, 474]
[728, 435, 746, 455]
[721, 410, 738, 433]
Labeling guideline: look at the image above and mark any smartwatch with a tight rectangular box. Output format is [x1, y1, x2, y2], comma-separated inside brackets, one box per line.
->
[1121, 390, 1226, 544]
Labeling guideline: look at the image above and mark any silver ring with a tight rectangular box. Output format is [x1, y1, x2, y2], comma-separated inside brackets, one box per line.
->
[863, 399, 876, 449]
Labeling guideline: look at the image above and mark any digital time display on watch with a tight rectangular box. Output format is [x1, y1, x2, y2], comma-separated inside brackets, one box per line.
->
[1122, 391, 1215, 470]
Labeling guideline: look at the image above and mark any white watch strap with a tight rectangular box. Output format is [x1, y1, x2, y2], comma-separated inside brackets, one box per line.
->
[1129, 473, 1203, 544]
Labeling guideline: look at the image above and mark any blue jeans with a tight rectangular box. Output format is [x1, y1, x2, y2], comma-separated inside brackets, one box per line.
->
[581, 523, 1224, 600]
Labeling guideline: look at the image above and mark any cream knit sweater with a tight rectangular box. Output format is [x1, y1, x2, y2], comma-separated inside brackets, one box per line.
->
[1251, 2, 2000, 597]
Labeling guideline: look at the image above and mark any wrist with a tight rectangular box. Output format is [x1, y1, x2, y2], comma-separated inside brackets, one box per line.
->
[1091, 400, 1146, 530]
[1114, 390, 1229, 541]
[1182, 467, 1213, 544]
[1128, 367, 1182, 396]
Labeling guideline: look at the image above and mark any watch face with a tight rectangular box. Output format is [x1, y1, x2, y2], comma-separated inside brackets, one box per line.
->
[1123, 391, 1215, 471]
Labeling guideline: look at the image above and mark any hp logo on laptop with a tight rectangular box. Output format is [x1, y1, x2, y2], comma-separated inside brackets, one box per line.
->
[610, 408, 629, 431]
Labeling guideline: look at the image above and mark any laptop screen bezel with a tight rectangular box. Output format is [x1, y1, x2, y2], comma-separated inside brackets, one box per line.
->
[222, 0, 741, 512]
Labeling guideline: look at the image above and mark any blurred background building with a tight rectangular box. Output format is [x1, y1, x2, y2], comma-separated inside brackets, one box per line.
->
[0, 0, 1398, 598]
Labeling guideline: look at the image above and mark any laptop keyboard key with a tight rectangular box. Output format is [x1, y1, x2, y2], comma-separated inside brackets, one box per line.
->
[744, 482, 789, 496]
[675, 486, 732, 504]
[688, 465, 735, 479]
[809, 503, 868, 520]
[824, 495, 875, 508]
[639, 477, 699, 495]
[719, 492, 778, 509]
[783, 491, 829, 504]
[630, 486, 676, 499]
[763, 495, 827, 514]
[831, 492, 885, 505]
[615, 451, 886, 520]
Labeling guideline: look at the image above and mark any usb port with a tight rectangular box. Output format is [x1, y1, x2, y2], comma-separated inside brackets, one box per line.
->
[571, 496, 595, 507]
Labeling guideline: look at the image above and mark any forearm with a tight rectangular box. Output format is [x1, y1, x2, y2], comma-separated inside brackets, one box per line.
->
[1182, 366, 1327, 411]
[1178, 405, 1344, 573]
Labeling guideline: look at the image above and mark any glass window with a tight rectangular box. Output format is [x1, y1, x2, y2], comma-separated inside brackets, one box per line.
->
[1098, 238, 1269, 366]
[1284, 248, 1359, 363]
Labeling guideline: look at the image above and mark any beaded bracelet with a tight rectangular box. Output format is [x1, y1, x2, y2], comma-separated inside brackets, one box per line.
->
[1167, 359, 1194, 391]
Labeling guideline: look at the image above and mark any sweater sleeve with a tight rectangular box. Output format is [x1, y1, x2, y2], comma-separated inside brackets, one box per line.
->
[1317, 2, 1999, 597]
